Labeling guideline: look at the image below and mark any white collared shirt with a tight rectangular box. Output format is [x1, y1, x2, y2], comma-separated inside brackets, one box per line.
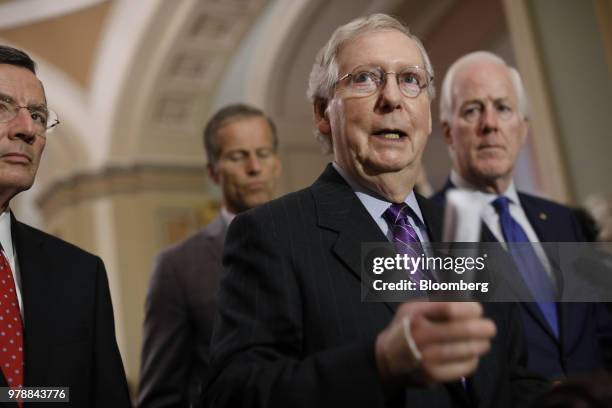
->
[450, 170, 555, 284]
[332, 162, 430, 243]
[0, 211, 24, 317]
[220, 207, 236, 226]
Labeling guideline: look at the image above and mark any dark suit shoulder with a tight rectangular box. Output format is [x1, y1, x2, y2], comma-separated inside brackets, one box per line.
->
[155, 216, 224, 261]
[517, 192, 573, 214]
[15, 220, 100, 262]
[234, 185, 317, 232]
[158, 229, 211, 262]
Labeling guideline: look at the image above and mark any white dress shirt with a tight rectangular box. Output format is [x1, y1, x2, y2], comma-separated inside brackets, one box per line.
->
[0, 210, 24, 317]
[450, 170, 555, 285]
[332, 162, 430, 243]
[220, 207, 236, 226]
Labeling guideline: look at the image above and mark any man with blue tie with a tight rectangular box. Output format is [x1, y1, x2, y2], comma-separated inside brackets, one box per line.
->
[432, 51, 612, 380]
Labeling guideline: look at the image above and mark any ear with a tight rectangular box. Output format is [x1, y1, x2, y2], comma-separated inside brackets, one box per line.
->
[313, 97, 331, 136]
[207, 163, 220, 185]
[518, 117, 529, 147]
[441, 122, 453, 146]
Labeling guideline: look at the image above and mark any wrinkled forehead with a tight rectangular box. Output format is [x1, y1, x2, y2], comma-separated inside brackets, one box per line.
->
[452, 60, 516, 105]
[0, 64, 46, 105]
[336, 29, 424, 72]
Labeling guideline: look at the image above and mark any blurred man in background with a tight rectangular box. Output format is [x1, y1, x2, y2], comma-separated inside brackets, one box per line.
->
[138, 103, 282, 408]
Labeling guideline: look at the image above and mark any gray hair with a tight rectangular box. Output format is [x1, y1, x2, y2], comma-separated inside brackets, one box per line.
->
[439, 51, 529, 123]
[203, 103, 278, 165]
[306, 13, 435, 154]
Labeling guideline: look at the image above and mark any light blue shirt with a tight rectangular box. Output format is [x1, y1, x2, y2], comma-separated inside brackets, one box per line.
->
[332, 162, 430, 243]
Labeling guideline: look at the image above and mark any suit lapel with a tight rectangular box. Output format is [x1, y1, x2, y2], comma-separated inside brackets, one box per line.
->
[440, 186, 560, 341]
[312, 165, 447, 316]
[11, 215, 51, 387]
[519, 194, 555, 242]
[518, 195, 570, 344]
[312, 166, 399, 314]
[203, 215, 227, 265]
[416, 193, 443, 242]
[482, 222, 559, 341]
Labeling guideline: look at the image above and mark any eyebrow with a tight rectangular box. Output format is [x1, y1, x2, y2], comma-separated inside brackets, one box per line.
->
[0, 92, 48, 111]
[460, 97, 512, 106]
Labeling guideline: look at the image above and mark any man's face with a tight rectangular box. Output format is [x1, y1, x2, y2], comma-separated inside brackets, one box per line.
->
[0, 64, 46, 205]
[316, 29, 432, 184]
[208, 116, 281, 214]
[443, 60, 528, 187]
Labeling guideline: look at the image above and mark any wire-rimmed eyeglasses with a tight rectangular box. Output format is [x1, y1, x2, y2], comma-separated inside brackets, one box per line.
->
[0, 95, 60, 135]
[336, 65, 432, 98]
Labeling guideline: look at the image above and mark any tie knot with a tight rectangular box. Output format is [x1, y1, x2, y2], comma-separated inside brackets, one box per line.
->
[383, 203, 411, 226]
[492, 196, 511, 215]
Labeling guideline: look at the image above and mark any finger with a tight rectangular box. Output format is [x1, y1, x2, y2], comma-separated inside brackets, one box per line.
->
[422, 357, 480, 383]
[421, 339, 491, 364]
[398, 302, 483, 323]
[412, 316, 496, 345]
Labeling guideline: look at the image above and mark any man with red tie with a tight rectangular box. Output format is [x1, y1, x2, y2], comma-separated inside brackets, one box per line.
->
[0, 45, 130, 406]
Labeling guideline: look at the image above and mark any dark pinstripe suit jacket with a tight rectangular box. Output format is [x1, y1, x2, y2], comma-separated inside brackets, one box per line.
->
[206, 165, 544, 408]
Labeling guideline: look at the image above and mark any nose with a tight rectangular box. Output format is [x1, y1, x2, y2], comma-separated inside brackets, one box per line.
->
[245, 154, 262, 175]
[376, 73, 403, 113]
[480, 104, 499, 134]
[8, 108, 38, 144]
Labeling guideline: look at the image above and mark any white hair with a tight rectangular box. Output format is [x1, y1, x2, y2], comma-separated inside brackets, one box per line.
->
[306, 13, 435, 154]
[439, 51, 529, 124]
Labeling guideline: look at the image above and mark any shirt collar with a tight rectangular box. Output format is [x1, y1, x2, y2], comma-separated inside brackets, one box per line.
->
[332, 162, 425, 226]
[220, 207, 236, 226]
[0, 209, 14, 259]
[450, 169, 520, 206]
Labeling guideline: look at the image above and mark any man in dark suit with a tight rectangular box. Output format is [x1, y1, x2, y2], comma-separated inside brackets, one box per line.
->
[432, 51, 612, 380]
[0, 46, 130, 406]
[206, 15, 544, 407]
[138, 104, 282, 407]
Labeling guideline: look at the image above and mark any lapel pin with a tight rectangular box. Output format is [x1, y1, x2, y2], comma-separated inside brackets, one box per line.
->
[539, 213, 547, 220]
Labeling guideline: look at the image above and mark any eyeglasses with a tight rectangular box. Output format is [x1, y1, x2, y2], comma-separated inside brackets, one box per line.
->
[336, 65, 432, 98]
[0, 96, 60, 135]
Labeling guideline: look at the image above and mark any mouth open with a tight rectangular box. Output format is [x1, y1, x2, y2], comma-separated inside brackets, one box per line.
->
[371, 128, 407, 140]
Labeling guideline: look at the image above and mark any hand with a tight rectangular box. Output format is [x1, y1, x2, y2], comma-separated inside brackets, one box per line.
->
[375, 302, 496, 386]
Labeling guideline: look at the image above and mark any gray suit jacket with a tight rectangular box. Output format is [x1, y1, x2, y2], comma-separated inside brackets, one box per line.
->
[138, 215, 227, 408]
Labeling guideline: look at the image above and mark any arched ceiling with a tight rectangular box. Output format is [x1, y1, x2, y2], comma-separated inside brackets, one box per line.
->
[0, 0, 514, 221]
[0, 0, 270, 201]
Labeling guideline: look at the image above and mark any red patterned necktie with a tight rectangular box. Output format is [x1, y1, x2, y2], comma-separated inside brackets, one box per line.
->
[0, 247, 24, 390]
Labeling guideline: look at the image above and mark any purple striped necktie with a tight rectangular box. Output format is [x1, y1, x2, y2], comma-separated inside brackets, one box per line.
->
[383, 203, 429, 282]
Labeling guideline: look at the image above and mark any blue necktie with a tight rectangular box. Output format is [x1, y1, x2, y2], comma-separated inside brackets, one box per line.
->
[492, 196, 559, 337]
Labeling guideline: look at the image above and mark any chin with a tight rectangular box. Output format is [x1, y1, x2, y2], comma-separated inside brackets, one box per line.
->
[0, 176, 35, 192]
[364, 156, 413, 174]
